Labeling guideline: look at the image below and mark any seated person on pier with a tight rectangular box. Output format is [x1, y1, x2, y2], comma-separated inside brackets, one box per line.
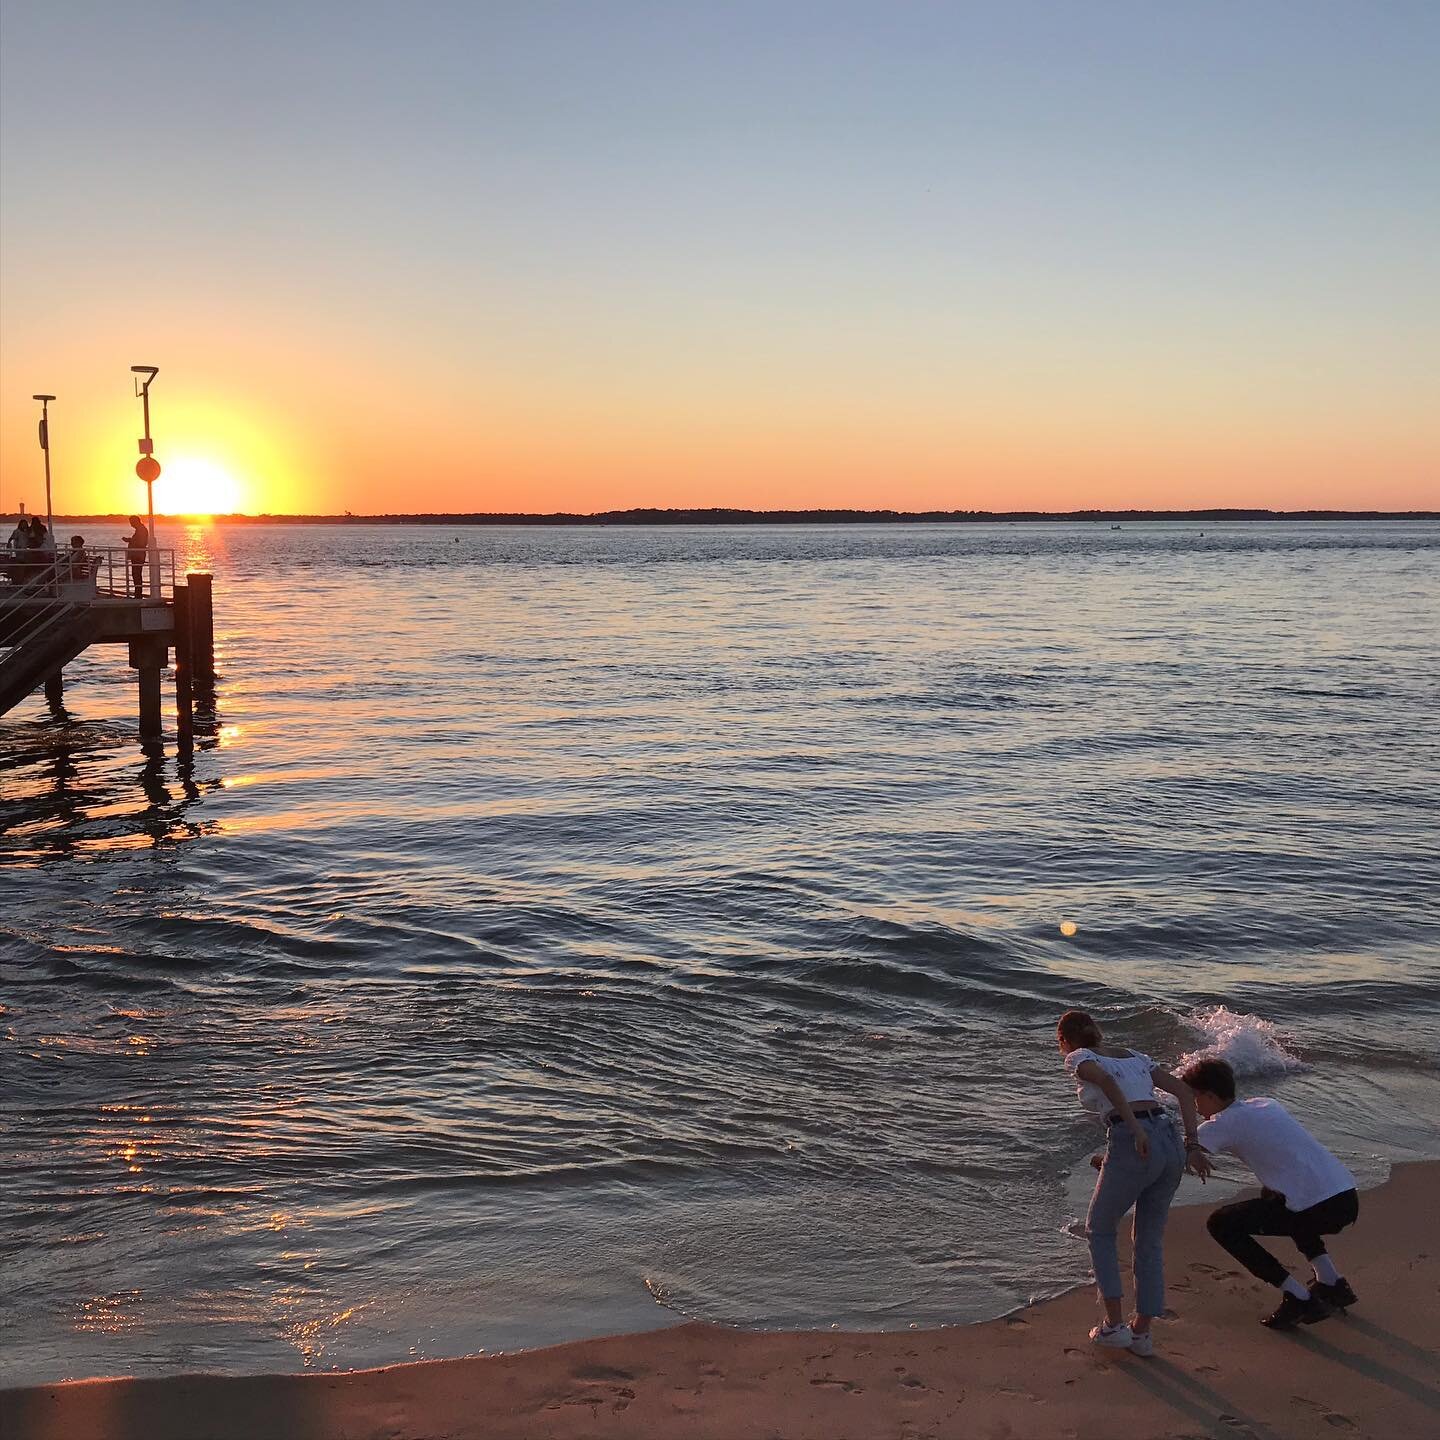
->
[65, 536, 93, 582]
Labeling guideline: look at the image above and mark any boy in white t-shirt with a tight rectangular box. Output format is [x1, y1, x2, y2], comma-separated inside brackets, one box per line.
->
[1181, 1057, 1359, 1331]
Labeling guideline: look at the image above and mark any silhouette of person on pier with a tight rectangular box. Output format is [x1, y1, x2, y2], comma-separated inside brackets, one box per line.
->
[5, 517, 55, 586]
[124, 515, 149, 597]
[66, 535, 92, 581]
[4, 515, 29, 585]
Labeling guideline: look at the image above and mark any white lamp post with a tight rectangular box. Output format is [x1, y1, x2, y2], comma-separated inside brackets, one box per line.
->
[131, 366, 161, 600]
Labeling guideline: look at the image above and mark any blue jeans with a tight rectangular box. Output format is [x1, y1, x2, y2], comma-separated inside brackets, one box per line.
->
[1086, 1110, 1184, 1317]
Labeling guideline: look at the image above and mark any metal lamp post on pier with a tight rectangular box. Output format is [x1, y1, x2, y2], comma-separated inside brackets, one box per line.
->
[131, 365, 161, 599]
[33, 394, 56, 542]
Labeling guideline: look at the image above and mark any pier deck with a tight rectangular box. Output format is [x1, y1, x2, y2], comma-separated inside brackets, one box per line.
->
[0, 550, 213, 741]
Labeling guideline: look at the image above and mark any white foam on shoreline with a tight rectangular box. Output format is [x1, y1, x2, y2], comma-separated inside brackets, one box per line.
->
[1177, 1005, 1302, 1076]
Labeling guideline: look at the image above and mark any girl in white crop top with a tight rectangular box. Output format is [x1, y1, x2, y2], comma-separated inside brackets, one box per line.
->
[1056, 1009, 1209, 1357]
[1065, 1046, 1165, 1118]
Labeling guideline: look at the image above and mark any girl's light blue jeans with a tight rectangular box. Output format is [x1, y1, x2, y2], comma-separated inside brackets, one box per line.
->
[1085, 1110, 1184, 1318]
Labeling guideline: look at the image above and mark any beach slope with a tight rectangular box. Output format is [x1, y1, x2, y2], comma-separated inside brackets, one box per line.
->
[6, 1162, 1437, 1440]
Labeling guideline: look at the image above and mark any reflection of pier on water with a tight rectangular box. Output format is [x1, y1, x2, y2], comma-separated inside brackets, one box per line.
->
[1, 551, 225, 856]
[0, 713, 226, 860]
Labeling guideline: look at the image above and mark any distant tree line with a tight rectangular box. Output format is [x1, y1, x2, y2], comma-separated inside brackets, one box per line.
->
[55, 507, 1438, 525]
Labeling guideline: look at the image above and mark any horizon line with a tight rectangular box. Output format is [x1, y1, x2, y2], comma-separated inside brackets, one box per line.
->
[41, 506, 1440, 525]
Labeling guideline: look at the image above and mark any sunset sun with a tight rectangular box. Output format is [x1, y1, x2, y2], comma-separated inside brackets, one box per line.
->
[156, 456, 244, 516]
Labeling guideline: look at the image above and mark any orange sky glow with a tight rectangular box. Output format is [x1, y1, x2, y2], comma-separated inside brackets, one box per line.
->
[2, 6, 1436, 517]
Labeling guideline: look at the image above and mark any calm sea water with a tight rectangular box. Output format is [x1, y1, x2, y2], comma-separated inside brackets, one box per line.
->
[2, 521, 1438, 1385]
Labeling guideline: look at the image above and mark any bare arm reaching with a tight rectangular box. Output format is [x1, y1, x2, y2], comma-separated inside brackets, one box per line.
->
[1152, 1067, 1211, 1179]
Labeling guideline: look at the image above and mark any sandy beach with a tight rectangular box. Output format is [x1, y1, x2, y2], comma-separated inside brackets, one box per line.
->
[6, 1161, 1436, 1440]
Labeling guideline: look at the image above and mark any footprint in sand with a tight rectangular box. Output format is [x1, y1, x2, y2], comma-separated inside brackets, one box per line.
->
[1217, 1415, 1263, 1439]
[1189, 1262, 1240, 1278]
[571, 1364, 634, 1383]
[810, 1377, 863, 1393]
[545, 1387, 635, 1414]
[547, 1369, 638, 1415]
[1292, 1396, 1359, 1430]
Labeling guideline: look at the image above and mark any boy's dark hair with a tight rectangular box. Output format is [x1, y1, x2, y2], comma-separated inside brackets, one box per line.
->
[1181, 1057, 1236, 1102]
[1057, 1010, 1103, 1048]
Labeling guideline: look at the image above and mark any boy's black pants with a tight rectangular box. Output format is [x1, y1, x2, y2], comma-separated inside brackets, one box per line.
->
[1206, 1187, 1359, 1287]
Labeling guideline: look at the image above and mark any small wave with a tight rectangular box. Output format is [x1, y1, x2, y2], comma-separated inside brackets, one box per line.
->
[1267, 685, 1388, 700]
[1177, 1005, 1302, 1076]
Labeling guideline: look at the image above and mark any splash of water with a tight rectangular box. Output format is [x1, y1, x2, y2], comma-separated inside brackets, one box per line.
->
[1178, 1005, 1302, 1076]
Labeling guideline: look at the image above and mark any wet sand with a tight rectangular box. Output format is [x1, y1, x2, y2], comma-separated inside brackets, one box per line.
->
[6, 1161, 1437, 1440]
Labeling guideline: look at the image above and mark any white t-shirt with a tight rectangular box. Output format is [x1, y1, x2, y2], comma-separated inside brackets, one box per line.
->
[1196, 1098, 1356, 1212]
[1064, 1047, 1157, 1117]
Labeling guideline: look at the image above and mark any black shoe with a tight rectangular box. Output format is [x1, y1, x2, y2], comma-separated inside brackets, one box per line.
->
[1312, 1278, 1358, 1310]
[1261, 1292, 1333, 1330]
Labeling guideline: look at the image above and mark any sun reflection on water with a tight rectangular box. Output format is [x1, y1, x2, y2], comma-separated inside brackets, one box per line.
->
[74, 1290, 145, 1337]
[278, 1298, 376, 1368]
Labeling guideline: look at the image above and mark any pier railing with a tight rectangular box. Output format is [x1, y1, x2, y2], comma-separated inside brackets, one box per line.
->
[1, 555, 215, 735]
[0, 590, 85, 657]
[0, 548, 177, 606]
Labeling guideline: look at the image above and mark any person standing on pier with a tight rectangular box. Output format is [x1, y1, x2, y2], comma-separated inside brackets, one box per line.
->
[4, 515, 30, 584]
[124, 515, 149, 597]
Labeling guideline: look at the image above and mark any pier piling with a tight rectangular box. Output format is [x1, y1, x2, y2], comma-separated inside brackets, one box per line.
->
[44, 669, 64, 711]
[173, 583, 193, 747]
[188, 572, 215, 685]
[130, 638, 167, 744]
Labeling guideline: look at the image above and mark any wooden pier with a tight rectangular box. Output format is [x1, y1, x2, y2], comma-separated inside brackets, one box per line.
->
[0, 550, 215, 744]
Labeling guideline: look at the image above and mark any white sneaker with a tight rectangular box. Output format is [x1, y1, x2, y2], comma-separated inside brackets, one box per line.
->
[1128, 1329, 1155, 1358]
[1089, 1323, 1134, 1348]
